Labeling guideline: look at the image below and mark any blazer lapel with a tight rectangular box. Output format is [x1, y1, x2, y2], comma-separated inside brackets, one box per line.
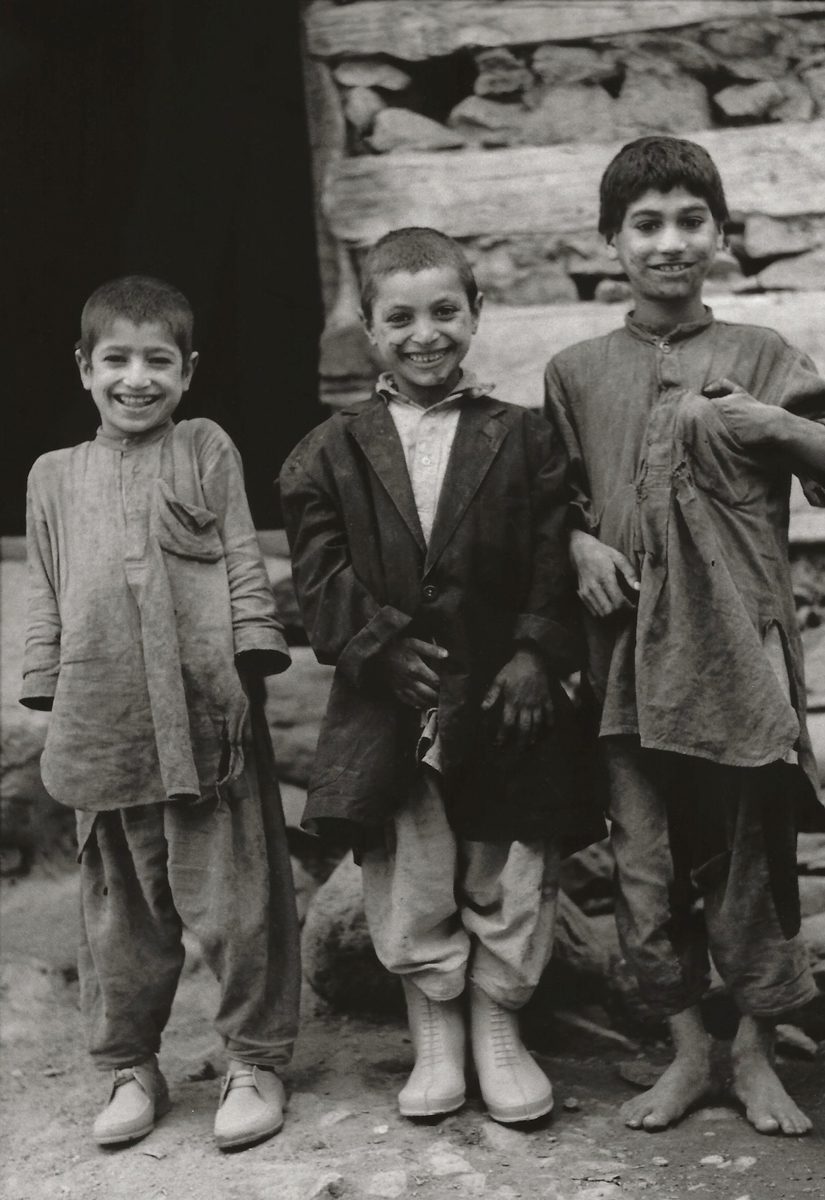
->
[425, 398, 510, 572]
[347, 397, 427, 552]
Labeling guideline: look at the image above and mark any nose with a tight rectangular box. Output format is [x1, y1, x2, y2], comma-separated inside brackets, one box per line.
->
[656, 223, 687, 254]
[410, 317, 439, 345]
[123, 357, 150, 387]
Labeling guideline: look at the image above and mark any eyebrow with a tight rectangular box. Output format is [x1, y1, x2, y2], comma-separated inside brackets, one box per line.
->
[99, 343, 176, 353]
[631, 205, 709, 217]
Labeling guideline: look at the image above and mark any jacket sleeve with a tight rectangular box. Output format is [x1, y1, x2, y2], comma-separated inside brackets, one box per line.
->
[198, 424, 290, 675]
[543, 358, 599, 534]
[511, 415, 582, 677]
[773, 345, 825, 507]
[279, 448, 413, 688]
[20, 469, 61, 709]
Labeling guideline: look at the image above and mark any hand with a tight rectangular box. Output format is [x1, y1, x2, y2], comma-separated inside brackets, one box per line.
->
[570, 529, 639, 619]
[702, 378, 784, 447]
[481, 646, 554, 751]
[378, 636, 448, 708]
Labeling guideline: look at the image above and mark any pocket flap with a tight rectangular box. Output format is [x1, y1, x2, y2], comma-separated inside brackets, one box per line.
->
[155, 479, 224, 562]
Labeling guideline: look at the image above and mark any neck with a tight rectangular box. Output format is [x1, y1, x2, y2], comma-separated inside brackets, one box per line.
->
[632, 294, 706, 335]
[396, 367, 463, 409]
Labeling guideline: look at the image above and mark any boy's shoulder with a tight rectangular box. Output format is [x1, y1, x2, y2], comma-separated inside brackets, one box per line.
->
[548, 325, 627, 374]
[28, 441, 89, 487]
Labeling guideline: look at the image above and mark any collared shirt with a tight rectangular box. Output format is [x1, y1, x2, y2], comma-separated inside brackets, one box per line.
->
[377, 369, 491, 545]
[545, 309, 825, 793]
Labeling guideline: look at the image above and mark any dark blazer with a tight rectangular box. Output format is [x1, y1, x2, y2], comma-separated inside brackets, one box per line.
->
[279, 392, 603, 850]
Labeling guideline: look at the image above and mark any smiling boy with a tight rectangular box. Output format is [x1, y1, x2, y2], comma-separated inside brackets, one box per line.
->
[281, 227, 602, 1125]
[545, 137, 825, 1136]
[22, 276, 300, 1150]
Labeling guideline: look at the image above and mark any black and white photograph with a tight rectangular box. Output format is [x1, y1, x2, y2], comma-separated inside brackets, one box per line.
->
[2, 2, 825, 1197]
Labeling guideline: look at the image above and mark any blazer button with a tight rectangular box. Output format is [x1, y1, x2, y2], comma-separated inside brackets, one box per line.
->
[422, 584, 438, 601]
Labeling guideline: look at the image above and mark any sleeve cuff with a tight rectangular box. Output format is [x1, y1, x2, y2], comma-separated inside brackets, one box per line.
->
[234, 628, 292, 675]
[20, 669, 58, 709]
[338, 604, 413, 688]
[512, 614, 580, 676]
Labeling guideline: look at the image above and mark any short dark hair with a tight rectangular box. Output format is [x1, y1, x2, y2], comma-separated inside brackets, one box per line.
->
[79, 275, 195, 360]
[598, 136, 730, 241]
[360, 227, 479, 321]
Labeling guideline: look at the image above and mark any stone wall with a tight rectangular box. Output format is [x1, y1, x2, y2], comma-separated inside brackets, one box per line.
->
[300, 0, 825, 403]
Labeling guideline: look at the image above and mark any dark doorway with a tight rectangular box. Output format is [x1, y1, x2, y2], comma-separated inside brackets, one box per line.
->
[3, 0, 323, 534]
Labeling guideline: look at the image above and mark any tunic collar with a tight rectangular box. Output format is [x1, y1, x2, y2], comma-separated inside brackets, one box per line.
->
[625, 306, 714, 346]
[95, 418, 175, 452]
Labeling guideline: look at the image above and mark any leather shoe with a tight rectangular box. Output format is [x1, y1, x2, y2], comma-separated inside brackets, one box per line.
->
[214, 1060, 286, 1150]
[93, 1056, 170, 1146]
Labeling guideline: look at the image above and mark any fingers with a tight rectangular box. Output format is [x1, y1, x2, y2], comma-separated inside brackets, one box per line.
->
[395, 680, 440, 708]
[702, 376, 742, 399]
[404, 638, 449, 667]
[481, 680, 502, 711]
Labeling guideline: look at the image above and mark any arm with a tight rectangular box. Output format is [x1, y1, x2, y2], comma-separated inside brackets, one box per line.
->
[544, 364, 639, 619]
[703, 348, 825, 503]
[20, 472, 61, 710]
[198, 424, 290, 676]
[482, 415, 581, 749]
[279, 448, 415, 690]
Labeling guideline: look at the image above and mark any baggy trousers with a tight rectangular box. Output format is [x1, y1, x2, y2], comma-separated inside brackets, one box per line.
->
[77, 709, 301, 1071]
[603, 736, 816, 1019]
[361, 769, 560, 1010]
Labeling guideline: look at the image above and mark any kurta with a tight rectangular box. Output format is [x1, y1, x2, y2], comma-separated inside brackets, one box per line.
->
[544, 309, 825, 806]
[279, 391, 605, 850]
[22, 417, 289, 811]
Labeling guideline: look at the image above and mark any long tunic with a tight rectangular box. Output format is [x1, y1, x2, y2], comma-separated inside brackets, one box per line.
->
[544, 309, 825, 805]
[22, 417, 289, 811]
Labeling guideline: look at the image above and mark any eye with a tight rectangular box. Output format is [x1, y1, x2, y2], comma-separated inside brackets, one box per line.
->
[103, 354, 126, 363]
[386, 312, 411, 326]
[435, 306, 459, 319]
[149, 357, 174, 366]
[635, 221, 659, 234]
[681, 217, 704, 229]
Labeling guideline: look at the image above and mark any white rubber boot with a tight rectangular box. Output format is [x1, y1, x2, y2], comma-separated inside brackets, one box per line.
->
[398, 978, 466, 1117]
[470, 984, 553, 1123]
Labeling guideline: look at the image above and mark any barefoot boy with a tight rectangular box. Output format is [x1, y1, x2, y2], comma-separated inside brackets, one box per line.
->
[281, 227, 602, 1124]
[22, 276, 301, 1150]
[545, 136, 825, 1136]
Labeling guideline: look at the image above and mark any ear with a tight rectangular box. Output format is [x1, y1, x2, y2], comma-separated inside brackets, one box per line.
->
[75, 348, 93, 391]
[359, 308, 378, 347]
[470, 291, 484, 334]
[182, 351, 199, 391]
[605, 237, 619, 261]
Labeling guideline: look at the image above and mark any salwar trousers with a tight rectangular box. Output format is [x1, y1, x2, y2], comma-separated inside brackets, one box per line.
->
[361, 769, 560, 1010]
[603, 737, 816, 1019]
[77, 712, 301, 1071]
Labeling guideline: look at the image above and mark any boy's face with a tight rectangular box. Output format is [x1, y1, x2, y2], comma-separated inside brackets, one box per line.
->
[76, 318, 197, 439]
[609, 187, 722, 324]
[364, 266, 481, 407]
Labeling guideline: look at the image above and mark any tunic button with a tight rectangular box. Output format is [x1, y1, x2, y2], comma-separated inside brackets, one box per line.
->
[422, 584, 438, 601]
[660, 342, 671, 354]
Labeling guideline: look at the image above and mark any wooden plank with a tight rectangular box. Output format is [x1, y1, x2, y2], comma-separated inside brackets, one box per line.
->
[464, 292, 825, 407]
[325, 120, 825, 246]
[305, 1, 825, 61]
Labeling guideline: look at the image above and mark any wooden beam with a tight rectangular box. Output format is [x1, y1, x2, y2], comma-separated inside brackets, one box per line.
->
[305, 1, 825, 61]
[465, 292, 825, 406]
[325, 120, 825, 246]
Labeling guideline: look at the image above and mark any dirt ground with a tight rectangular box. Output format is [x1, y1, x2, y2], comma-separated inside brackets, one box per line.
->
[2, 867, 824, 1200]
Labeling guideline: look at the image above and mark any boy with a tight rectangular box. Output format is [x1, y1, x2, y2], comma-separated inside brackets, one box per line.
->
[21, 276, 301, 1151]
[544, 136, 825, 1137]
[280, 227, 602, 1124]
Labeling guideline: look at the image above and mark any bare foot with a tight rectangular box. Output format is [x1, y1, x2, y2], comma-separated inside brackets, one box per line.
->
[732, 1016, 812, 1137]
[621, 1054, 712, 1131]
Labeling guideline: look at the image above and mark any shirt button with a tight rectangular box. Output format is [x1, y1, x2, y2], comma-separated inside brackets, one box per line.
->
[421, 455, 432, 466]
[422, 584, 438, 602]
[660, 342, 671, 354]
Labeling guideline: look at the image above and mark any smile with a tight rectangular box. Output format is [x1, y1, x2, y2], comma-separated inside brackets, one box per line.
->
[650, 263, 692, 273]
[403, 349, 450, 365]
[114, 395, 160, 409]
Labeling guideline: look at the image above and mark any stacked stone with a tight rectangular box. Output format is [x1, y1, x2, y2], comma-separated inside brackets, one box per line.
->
[332, 16, 825, 154]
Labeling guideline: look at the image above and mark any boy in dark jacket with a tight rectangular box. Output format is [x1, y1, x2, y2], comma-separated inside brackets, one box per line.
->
[281, 227, 602, 1125]
[545, 137, 825, 1136]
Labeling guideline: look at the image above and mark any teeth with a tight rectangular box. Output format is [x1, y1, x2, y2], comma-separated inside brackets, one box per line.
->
[406, 350, 447, 364]
[653, 264, 688, 272]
